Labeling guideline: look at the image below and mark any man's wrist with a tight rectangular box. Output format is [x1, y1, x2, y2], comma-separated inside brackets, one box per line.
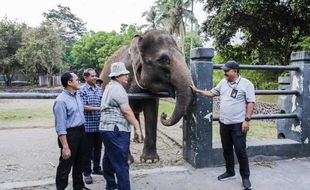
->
[245, 116, 251, 122]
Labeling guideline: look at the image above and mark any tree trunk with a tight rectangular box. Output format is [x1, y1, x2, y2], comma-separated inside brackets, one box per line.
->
[190, 0, 194, 50]
[4, 73, 13, 87]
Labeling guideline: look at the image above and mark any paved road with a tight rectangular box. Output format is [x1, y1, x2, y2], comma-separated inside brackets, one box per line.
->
[1, 128, 310, 190]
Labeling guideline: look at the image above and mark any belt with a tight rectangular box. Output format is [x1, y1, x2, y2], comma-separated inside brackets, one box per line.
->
[67, 125, 85, 132]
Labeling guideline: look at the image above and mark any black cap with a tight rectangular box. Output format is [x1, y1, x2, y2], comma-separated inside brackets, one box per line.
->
[222, 60, 239, 71]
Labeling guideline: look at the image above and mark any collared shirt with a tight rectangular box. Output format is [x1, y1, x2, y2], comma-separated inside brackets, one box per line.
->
[53, 89, 85, 136]
[79, 83, 102, 133]
[99, 80, 131, 132]
[210, 76, 256, 124]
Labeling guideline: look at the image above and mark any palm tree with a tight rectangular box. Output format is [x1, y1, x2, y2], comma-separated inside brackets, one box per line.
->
[142, 6, 160, 30]
[144, 0, 193, 54]
[159, 0, 193, 54]
[190, 0, 203, 49]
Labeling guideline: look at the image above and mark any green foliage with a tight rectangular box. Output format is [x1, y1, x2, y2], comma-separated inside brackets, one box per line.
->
[43, 4, 86, 42]
[241, 70, 279, 90]
[71, 31, 123, 75]
[43, 4, 87, 65]
[181, 31, 203, 64]
[203, 0, 310, 65]
[141, 6, 160, 30]
[213, 51, 280, 89]
[159, 100, 175, 116]
[70, 25, 141, 76]
[143, 0, 197, 54]
[16, 21, 65, 84]
[293, 36, 310, 51]
[0, 17, 25, 86]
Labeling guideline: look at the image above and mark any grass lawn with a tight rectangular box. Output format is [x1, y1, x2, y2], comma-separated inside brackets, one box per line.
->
[0, 97, 278, 141]
[0, 99, 54, 129]
[159, 98, 277, 142]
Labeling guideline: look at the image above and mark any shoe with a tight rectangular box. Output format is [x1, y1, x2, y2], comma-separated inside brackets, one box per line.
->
[217, 172, 235, 181]
[242, 178, 252, 190]
[106, 185, 118, 190]
[73, 187, 91, 190]
[92, 169, 103, 175]
[84, 175, 93, 184]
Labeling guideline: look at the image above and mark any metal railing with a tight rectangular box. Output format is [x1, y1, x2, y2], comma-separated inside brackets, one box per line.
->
[0, 92, 171, 99]
[213, 64, 300, 71]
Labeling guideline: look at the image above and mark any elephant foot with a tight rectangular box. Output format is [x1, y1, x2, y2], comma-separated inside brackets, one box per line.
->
[128, 153, 134, 165]
[140, 151, 160, 163]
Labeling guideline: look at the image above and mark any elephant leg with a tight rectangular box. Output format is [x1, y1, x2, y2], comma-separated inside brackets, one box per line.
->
[140, 98, 159, 163]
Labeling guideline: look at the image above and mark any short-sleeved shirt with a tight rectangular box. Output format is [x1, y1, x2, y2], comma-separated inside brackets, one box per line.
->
[79, 84, 102, 133]
[99, 80, 131, 132]
[210, 76, 255, 124]
[53, 90, 85, 136]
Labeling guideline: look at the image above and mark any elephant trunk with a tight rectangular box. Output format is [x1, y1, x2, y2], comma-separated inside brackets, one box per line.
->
[160, 64, 193, 126]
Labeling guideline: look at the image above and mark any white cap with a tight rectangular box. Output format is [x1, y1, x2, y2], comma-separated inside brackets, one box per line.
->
[108, 62, 130, 77]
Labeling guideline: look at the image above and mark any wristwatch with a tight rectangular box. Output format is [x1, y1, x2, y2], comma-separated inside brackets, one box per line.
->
[245, 117, 251, 122]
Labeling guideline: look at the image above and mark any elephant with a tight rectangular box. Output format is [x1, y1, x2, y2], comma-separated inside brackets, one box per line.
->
[99, 29, 193, 163]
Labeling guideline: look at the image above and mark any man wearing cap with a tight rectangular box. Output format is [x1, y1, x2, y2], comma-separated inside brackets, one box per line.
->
[99, 62, 143, 190]
[191, 60, 255, 190]
[79, 68, 103, 184]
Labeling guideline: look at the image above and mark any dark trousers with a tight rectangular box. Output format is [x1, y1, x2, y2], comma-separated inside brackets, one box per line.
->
[56, 127, 87, 190]
[84, 132, 102, 176]
[220, 122, 250, 179]
[100, 126, 131, 190]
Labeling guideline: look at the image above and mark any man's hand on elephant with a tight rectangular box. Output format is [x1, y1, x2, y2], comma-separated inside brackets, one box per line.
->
[190, 85, 198, 93]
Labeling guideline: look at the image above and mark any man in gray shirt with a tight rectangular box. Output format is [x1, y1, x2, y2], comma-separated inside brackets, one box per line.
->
[191, 60, 255, 190]
[99, 62, 142, 190]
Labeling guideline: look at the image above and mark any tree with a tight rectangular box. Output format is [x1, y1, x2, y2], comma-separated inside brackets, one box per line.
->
[0, 17, 25, 86]
[16, 21, 65, 86]
[43, 4, 87, 64]
[212, 45, 282, 89]
[293, 36, 310, 50]
[203, 0, 310, 65]
[190, 0, 204, 49]
[142, 6, 161, 29]
[70, 25, 141, 76]
[43, 4, 86, 41]
[180, 31, 203, 64]
[144, 0, 195, 54]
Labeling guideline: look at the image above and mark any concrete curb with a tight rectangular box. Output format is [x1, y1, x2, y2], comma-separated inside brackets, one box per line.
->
[0, 166, 188, 189]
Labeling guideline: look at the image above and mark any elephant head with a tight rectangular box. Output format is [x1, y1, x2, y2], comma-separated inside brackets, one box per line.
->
[129, 30, 193, 126]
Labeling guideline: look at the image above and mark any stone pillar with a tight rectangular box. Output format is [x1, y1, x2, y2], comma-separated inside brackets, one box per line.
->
[290, 51, 310, 143]
[277, 77, 294, 139]
[183, 48, 214, 168]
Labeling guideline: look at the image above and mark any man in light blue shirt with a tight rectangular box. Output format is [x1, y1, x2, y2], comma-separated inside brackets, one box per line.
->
[191, 61, 255, 190]
[53, 71, 89, 190]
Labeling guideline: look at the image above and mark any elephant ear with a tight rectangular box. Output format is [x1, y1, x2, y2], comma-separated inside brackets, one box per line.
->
[128, 35, 143, 80]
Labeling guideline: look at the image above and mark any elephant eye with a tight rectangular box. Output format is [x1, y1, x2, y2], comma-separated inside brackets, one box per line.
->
[157, 55, 170, 65]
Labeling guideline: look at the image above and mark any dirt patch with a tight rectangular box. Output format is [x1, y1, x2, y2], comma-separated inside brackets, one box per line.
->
[0, 126, 183, 185]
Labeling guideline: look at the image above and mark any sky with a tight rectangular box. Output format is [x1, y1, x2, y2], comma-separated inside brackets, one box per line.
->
[0, 0, 207, 33]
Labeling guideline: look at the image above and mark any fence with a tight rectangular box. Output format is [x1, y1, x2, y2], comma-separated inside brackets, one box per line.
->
[183, 48, 310, 168]
[1, 49, 310, 168]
